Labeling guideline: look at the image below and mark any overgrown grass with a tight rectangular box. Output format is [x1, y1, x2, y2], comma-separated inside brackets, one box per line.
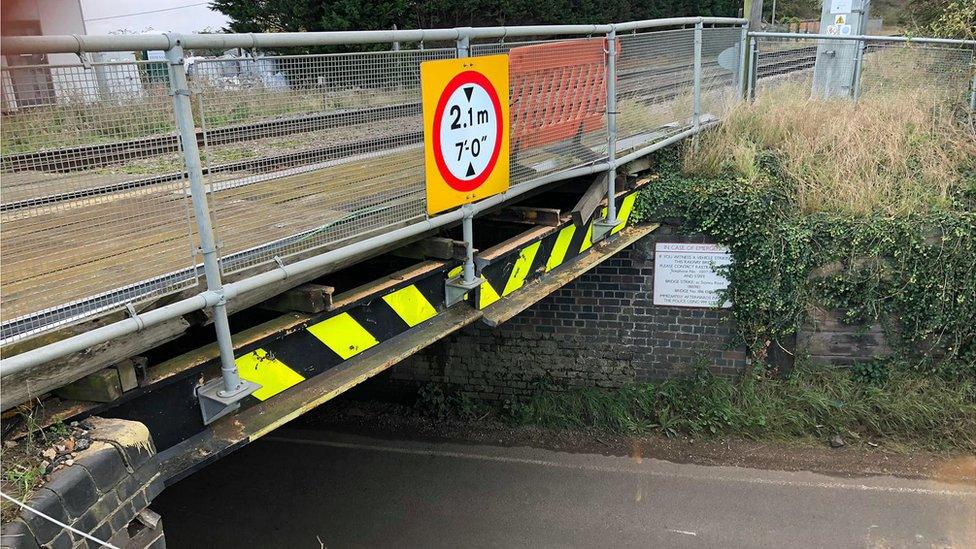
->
[508, 363, 976, 452]
[684, 81, 976, 216]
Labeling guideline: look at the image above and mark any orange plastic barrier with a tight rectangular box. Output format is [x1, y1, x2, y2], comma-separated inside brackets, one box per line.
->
[508, 38, 610, 151]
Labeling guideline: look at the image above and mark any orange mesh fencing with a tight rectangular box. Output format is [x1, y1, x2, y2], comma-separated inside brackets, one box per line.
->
[508, 38, 610, 151]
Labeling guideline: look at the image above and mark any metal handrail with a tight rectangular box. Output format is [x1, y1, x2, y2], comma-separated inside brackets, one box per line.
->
[748, 31, 976, 47]
[1, 17, 747, 54]
[0, 17, 748, 408]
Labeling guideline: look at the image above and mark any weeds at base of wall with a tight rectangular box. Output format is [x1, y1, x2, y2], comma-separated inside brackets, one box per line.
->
[411, 358, 976, 453]
[504, 361, 976, 453]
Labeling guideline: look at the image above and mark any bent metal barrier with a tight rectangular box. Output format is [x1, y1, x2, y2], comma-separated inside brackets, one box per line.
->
[0, 18, 751, 417]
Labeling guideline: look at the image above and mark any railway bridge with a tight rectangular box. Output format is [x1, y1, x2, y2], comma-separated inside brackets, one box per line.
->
[2, 15, 975, 547]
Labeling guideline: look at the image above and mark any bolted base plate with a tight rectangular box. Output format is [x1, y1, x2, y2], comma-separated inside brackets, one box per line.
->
[591, 218, 619, 244]
[445, 275, 483, 307]
[195, 377, 261, 425]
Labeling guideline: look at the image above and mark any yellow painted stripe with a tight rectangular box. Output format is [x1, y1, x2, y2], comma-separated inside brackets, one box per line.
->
[579, 223, 594, 253]
[478, 279, 501, 309]
[307, 312, 379, 360]
[382, 285, 437, 328]
[236, 348, 304, 401]
[580, 206, 608, 253]
[611, 193, 638, 235]
[502, 241, 541, 296]
[545, 224, 576, 273]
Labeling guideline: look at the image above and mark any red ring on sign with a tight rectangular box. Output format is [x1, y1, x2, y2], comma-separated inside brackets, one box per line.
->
[432, 70, 504, 193]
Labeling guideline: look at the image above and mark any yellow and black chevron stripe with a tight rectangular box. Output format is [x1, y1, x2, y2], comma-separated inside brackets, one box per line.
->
[233, 266, 448, 402]
[476, 190, 638, 310]
[115, 188, 640, 450]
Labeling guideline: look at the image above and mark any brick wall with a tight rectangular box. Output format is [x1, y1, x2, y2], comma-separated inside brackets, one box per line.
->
[391, 225, 748, 400]
[2, 418, 166, 549]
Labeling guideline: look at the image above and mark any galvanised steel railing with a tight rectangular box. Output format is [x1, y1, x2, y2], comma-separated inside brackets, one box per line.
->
[0, 17, 746, 421]
[3, 20, 974, 418]
[1, 17, 750, 415]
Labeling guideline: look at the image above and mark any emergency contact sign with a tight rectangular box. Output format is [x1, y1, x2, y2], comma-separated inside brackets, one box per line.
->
[421, 55, 509, 215]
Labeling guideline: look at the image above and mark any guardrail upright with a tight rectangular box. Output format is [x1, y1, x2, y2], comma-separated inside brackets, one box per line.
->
[592, 26, 619, 243]
[738, 21, 750, 98]
[444, 28, 484, 306]
[691, 20, 705, 133]
[747, 36, 758, 101]
[851, 37, 866, 102]
[970, 49, 976, 112]
[164, 36, 259, 424]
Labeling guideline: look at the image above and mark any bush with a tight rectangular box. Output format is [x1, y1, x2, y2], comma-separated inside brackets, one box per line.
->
[634, 93, 976, 372]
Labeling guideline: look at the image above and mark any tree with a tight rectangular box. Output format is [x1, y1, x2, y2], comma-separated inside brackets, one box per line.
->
[209, 0, 742, 34]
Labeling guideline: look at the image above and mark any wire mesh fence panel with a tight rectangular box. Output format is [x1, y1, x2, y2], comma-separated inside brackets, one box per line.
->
[858, 41, 974, 109]
[498, 37, 609, 186]
[754, 35, 974, 113]
[751, 35, 823, 101]
[616, 28, 696, 157]
[189, 48, 454, 274]
[0, 58, 197, 343]
[699, 26, 745, 122]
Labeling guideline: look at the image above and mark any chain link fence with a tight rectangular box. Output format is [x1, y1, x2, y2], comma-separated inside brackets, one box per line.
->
[1, 20, 749, 345]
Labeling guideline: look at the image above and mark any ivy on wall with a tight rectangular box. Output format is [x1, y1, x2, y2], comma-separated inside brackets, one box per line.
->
[633, 150, 976, 378]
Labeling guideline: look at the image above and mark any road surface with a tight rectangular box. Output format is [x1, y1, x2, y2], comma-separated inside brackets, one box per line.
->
[154, 429, 976, 548]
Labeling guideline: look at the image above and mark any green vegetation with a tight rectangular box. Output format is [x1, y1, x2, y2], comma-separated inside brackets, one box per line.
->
[507, 362, 976, 452]
[0, 417, 70, 521]
[633, 77, 976, 375]
[211, 0, 741, 36]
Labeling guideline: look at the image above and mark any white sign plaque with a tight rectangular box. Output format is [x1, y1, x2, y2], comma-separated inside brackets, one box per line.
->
[830, 0, 853, 14]
[653, 243, 732, 308]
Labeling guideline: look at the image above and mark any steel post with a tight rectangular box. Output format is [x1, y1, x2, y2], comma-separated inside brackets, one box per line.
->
[738, 22, 750, 99]
[693, 21, 703, 132]
[164, 39, 258, 424]
[970, 50, 976, 112]
[592, 27, 619, 243]
[456, 30, 471, 58]
[852, 38, 866, 102]
[445, 204, 482, 306]
[747, 37, 758, 101]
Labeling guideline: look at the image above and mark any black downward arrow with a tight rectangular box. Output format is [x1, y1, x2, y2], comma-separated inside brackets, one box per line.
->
[466, 163, 475, 177]
[463, 86, 473, 101]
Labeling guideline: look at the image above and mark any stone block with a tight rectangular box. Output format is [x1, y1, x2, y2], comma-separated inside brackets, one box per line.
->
[43, 467, 98, 520]
[19, 488, 68, 545]
[75, 441, 127, 494]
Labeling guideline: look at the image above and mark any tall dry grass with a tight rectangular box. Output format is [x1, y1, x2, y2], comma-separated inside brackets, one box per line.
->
[684, 80, 976, 216]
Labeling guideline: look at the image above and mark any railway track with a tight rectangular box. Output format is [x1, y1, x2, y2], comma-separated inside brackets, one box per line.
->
[2, 45, 819, 212]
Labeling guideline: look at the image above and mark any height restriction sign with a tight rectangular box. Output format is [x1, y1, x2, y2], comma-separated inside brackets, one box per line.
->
[421, 55, 509, 215]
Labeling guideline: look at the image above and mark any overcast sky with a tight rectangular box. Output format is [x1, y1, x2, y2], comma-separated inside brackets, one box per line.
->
[81, 0, 230, 35]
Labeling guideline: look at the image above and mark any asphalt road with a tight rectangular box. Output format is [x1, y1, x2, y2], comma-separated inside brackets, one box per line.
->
[154, 430, 976, 548]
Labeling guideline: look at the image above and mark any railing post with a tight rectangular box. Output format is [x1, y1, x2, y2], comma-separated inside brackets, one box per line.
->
[851, 37, 866, 102]
[592, 26, 618, 243]
[443, 29, 484, 307]
[970, 50, 976, 112]
[747, 36, 758, 101]
[738, 22, 750, 99]
[445, 204, 482, 306]
[693, 20, 703, 132]
[456, 29, 471, 58]
[164, 37, 258, 425]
